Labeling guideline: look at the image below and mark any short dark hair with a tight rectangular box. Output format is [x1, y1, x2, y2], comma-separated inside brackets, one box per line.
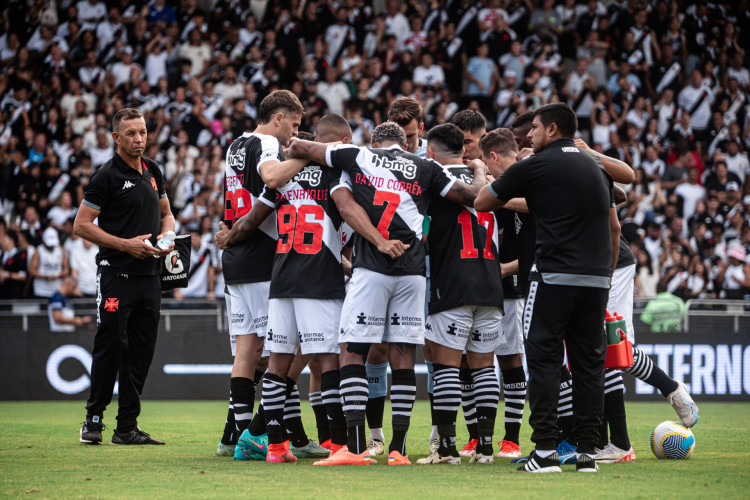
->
[449, 109, 486, 134]
[297, 131, 315, 141]
[258, 90, 305, 124]
[479, 128, 518, 158]
[387, 97, 423, 126]
[426, 123, 464, 156]
[372, 122, 407, 146]
[317, 113, 352, 143]
[533, 103, 577, 137]
[112, 108, 144, 132]
[510, 111, 534, 132]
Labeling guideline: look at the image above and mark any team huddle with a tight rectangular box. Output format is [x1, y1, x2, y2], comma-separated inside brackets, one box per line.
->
[212, 90, 700, 471]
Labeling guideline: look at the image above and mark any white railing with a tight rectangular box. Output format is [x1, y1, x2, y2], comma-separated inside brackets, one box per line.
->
[684, 299, 750, 333]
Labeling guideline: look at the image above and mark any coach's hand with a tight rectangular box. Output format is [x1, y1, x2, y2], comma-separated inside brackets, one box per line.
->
[377, 239, 410, 259]
[517, 148, 534, 160]
[122, 234, 158, 259]
[153, 233, 175, 258]
[216, 222, 231, 250]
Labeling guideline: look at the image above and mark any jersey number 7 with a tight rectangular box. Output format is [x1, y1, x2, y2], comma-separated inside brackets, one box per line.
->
[374, 190, 401, 239]
[277, 204, 325, 254]
[457, 210, 495, 260]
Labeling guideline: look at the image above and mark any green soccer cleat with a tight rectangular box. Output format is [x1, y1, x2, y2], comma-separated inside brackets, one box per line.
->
[237, 429, 268, 458]
[291, 439, 331, 458]
[234, 444, 265, 461]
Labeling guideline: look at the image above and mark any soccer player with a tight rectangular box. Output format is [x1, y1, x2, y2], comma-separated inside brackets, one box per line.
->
[288, 122, 487, 466]
[415, 123, 502, 465]
[216, 90, 307, 457]
[476, 103, 617, 473]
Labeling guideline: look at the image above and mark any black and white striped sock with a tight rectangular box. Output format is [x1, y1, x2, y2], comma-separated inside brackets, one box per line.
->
[220, 396, 236, 445]
[284, 379, 308, 447]
[459, 368, 479, 440]
[433, 364, 461, 455]
[624, 346, 679, 396]
[473, 366, 500, 453]
[309, 390, 330, 444]
[340, 364, 369, 454]
[603, 370, 630, 450]
[390, 369, 416, 455]
[501, 366, 526, 444]
[321, 370, 347, 446]
[557, 365, 574, 443]
[261, 373, 287, 445]
[230, 377, 254, 435]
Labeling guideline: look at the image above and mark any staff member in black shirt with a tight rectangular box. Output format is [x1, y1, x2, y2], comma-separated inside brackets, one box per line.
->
[73, 108, 175, 446]
[475, 103, 619, 473]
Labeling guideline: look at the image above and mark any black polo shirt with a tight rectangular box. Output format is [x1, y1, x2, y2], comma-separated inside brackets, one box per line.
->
[488, 138, 614, 289]
[82, 153, 166, 275]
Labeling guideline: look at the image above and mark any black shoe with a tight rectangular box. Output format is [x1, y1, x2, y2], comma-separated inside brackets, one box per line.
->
[80, 415, 104, 444]
[111, 426, 166, 445]
[517, 450, 562, 473]
[576, 452, 599, 472]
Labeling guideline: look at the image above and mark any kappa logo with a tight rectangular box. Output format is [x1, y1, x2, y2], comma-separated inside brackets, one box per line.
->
[99, 260, 110, 267]
[122, 181, 135, 189]
[268, 420, 280, 426]
[447, 323, 457, 336]
[165, 251, 184, 274]
[425, 323, 432, 331]
[391, 313, 400, 326]
[104, 298, 119, 312]
[357, 312, 367, 325]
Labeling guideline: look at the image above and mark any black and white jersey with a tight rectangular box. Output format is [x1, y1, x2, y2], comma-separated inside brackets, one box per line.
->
[427, 164, 503, 314]
[498, 208, 535, 299]
[269, 163, 350, 299]
[488, 138, 614, 288]
[222, 132, 280, 285]
[324, 144, 456, 276]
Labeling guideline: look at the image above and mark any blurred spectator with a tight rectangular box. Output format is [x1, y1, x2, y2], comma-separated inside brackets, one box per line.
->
[48, 276, 92, 332]
[30, 227, 68, 298]
[718, 245, 750, 299]
[69, 237, 98, 297]
[640, 282, 686, 333]
[0, 229, 30, 299]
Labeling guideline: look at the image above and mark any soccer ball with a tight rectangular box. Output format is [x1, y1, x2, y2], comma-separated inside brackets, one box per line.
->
[651, 421, 695, 459]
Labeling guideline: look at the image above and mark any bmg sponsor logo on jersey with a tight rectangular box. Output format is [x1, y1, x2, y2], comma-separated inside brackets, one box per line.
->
[226, 148, 246, 171]
[293, 165, 322, 186]
[369, 155, 417, 179]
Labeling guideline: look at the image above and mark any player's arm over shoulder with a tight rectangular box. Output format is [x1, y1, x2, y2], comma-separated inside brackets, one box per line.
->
[439, 158, 488, 207]
[475, 158, 533, 212]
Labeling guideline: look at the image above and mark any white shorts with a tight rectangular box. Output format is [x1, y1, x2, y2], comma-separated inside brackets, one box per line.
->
[266, 298, 342, 355]
[495, 298, 525, 356]
[426, 306, 502, 353]
[226, 281, 270, 356]
[607, 264, 635, 342]
[340, 268, 426, 345]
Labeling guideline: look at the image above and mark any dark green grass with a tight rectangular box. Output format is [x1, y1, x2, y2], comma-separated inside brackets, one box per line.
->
[1, 401, 748, 499]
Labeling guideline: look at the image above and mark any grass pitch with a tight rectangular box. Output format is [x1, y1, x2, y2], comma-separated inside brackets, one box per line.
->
[1, 401, 749, 499]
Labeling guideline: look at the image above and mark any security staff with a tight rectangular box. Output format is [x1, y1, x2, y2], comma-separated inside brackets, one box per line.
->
[73, 108, 175, 446]
[475, 103, 619, 473]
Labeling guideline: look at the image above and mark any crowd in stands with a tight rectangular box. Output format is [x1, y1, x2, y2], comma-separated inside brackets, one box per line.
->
[1, 0, 749, 303]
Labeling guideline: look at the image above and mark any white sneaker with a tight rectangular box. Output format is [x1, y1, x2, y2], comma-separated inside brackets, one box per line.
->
[667, 382, 699, 428]
[594, 442, 636, 463]
[367, 439, 386, 456]
[428, 438, 439, 455]
[416, 452, 461, 465]
[470, 453, 494, 464]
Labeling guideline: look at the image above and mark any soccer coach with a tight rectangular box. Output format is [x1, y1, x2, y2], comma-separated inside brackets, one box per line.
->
[475, 103, 618, 473]
[74, 108, 175, 446]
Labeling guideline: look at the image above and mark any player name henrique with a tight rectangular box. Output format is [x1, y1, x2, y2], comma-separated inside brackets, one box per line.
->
[277, 189, 329, 201]
[354, 172, 422, 195]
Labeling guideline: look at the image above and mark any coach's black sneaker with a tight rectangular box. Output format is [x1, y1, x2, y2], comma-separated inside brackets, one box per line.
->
[517, 450, 562, 473]
[80, 415, 104, 444]
[576, 452, 599, 472]
[111, 426, 166, 445]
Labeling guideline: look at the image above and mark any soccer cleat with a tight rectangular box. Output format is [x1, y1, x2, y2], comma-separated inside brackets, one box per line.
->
[234, 444, 265, 461]
[387, 451, 411, 465]
[266, 442, 297, 463]
[237, 429, 268, 458]
[556, 439, 577, 464]
[496, 440, 522, 458]
[313, 446, 374, 465]
[291, 439, 330, 458]
[668, 382, 700, 428]
[80, 415, 104, 444]
[428, 438, 439, 455]
[594, 443, 636, 463]
[319, 439, 333, 450]
[111, 426, 165, 445]
[416, 452, 461, 464]
[510, 455, 529, 464]
[367, 439, 385, 456]
[458, 439, 478, 457]
[217, 441, 235, 457]
[470, 453, 494, 464]
[329, 443, 346, 455]
[576, 453, 599, 472]
[517, 450, 562, 473]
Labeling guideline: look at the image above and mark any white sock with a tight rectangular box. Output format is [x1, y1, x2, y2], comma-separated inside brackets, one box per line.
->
[536, 449, 556, 458]
[370, 427, 385, 442]
[428, 425, 438, 443]
[576, 452, 595, 460]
